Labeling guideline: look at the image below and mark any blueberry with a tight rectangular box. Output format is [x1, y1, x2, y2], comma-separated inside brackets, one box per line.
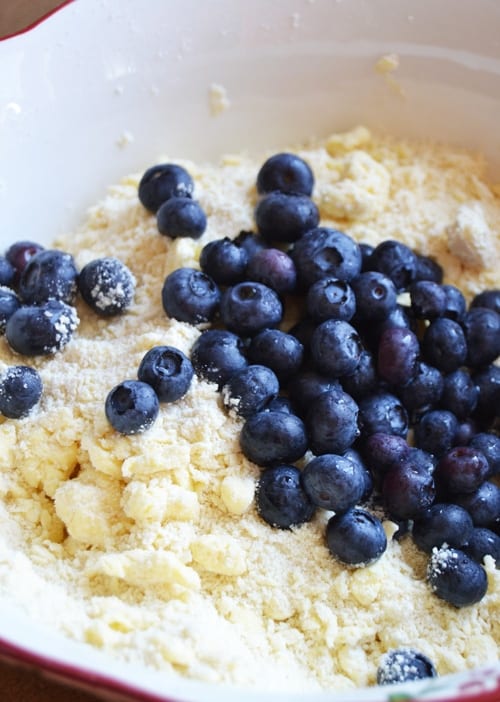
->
[5, 240, 44, 280]
[256, 465, 315, 529]
[199, 237, 248, 286]
[422, 318, 467, 373]
[473, 364, 500, 420]
[291, 227, 362, 288]
[369, 240, 417, 291]
[78, 257, 136, 316]
[453, 481, 500, 527]
[377, 327, 420, 386]
[5, 300, 79, 356]
[222, 364, 279, 418]
[137, 345, 194, 402]
[220, 282, 283, 336]
[469, 433, 500, 476]
[362, 433, 410, 476]
[156, 197, 207, 239]
[306, 277, 356, 323]
[233, 230, 268, 259]
[246, 248, 297, 295]
[343, 447, 374, 503]
[463, 527, 500, 566]
[18, 249, 78, 304]
[440, 369, 478, 420]
[263, 395, 294, 414]
[302, 453, 366, 512]
[377, 648, 437, 685]
[311, 319, 363, 377]
[306, 388, 359, 455]
[138, 163, 194, 213]
[358, 392, 409, 438]
[427, 546, 488, 606]
[340, 349, 379, 402]
[255, 191, 319, 243]
[382, 458, 436, 520]
[248, 329, 303, 381]
[414, 253, 444, 284]
[286, 370, 341, 418]
[0, 256, 15, 288]
[326, 507, 387, 566]
[442, 285, 466, 322]
[359, 243, 374, 272]
[240, 409, 308, 467]
[471, 289, 500, 315]
[463, 307, 500, 368]
[190, 329, 247, 387]
[105, 380, 159, 435]
[0, 365, 43, 418]
[398, 362, 443, 418]
[414, 410, 459, 457]
[162, 267, 221, 325]
[0, 287, 21, 333]
[412, 503, 473, 553]
[351, 271, 398, 321]
[409, 280, 446, 319]
[436, 446, 490, 495]
[256, 152, 314, 196]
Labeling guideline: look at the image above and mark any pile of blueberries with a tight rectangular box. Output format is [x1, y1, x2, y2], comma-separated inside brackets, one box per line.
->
[136, 154, 500, 621]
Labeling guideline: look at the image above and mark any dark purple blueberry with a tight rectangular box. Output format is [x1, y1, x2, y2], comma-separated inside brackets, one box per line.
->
[414, 410, 459, 457]
[473, 364, 500, 420]
[0, 365, 42, 419]
[286, 370, 341, 418]
[463, 307, 500, 368]
[5, 240, 44, 280]
[377, 327, 420, 386]
[412, 503, 473, 553]
[138, 163, 194, 213]
[442, 285, 466, 322]
[157, 197, 207, 239]
[248, 329, 303, 381]
[414, 253, 444, 284]
[246, 248, 297, 295]
[440, 369, 478, 420]
[351, 271, 397, 321]
[369, 239, 417, 291]
[306, 388, 359, 455]
[409, 280, 446, 319]
[199, 238, 248, 285]
[343, 447, 374, 502]
[18, 249, 78, 304]
[254, 191, 319, 243]
[427, 546, 488, 606]
[436, 446, 490, 494]
[358, 392, 408, 438]
[377, 648, 437, 685]
[422, 318, 467, 373]
[453, 482, 500, 527]
[340, 349, 379, 402]
[240, 410, 308, 467]
[306, 277, 356, 323]
[190, 329, 247, 388]
[0, 287, 21, 333]
[256, 152, 314, 196]
[454, 419, 479, 447]
[222, 364, 279, 418]
[469, 433, 500, 475]
[463, 527, 500, 566]
[78, 257, 135, 316]
[105, 380, 159, 435]
[256, 465, 315, 529]
[326, 507, 387, 566]
[233, 230, 268, 259]
[311, 319, 363, 377]
[5, 300, 78, 356]
[162, 267, 220, 325]
[220, 281, 283, 336]
[0, 256, 15, 288]
[264, 395, 294, 414]
[288, 317, 317, 352]
[137, 345, 194, 403]
[359, 243, 374, 272]
[301, 454, 366, 512]
[291, 227, 362, 288]
[471, 289, 500, 315]
[399, 362, 443, 417]
[362, 433, 410, 475]
[382, 458, 436, 519]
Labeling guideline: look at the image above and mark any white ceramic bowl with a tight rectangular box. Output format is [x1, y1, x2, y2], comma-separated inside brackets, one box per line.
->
[0, 1, 499, 701]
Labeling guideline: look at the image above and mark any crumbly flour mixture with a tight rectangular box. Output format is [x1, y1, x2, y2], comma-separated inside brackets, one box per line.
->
[0, 126, 499, 692]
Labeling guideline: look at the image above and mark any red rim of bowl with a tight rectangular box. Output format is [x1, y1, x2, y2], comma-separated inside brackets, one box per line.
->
[0, 0, 75, 41]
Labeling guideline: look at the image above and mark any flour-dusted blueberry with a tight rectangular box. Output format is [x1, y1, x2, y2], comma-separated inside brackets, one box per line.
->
[157, 197, 207, 239]
[190, 329, 247, 388]
[427, 546, 488, 606]
[0, 365, 42, 418]
[255, 191, 319, 243]
[256, 465, 315, 529]
[469, 433, 500, 476]
[326, 507, 387, 566]
[409, 280, 446, 319]
[306, 388, 360, 455]
[220, 281, 282, 336]
[358, 392, 409, 438]
[0, 257, 15, 288]
[18, 249, 78, 304]
[377, 648, 437, 685]
[138, 345, 194, 403]
[138, 163, 194, 213]
[377, 327, 420, 386]
[414, 410, 459, 457]
[351, 271, 398, 321]
[311, 319, 363, 377]
[440, 369, 478, 420]
[369, 239, 417, 291]
[287, 370, 341, 418]
[291, 227, 362, 288]
[246, 247, 297, 295]
[5, 240, 44, 280]
[398, 362, 443, 418]
[306, 277, 356, 323]
[5, 300, 79, 356]
[422, 318, 467, 373]
[436, 446, 490, 495]
[463, 306, 500, 368]
[414, 253, 443, 284]
[222, 364, 279, 418]
[0, 287, 21, 333]
[412, 503, 473, 553]
[256, 152, 314, 196]
[382, 458, 436, 520]
[240, 409, 308, 467]
[199, 237, 248, 286]
[162, 267, 221, 325]
[471, 289, 500, 315]
[248, 328, 303, 381]
[78, 257, 136, 316]
[473, 364, 500, 421]
[105, 379, 159, 435]
[463, 527, 500, 566]
[340, 349, 379, 402]
[453, 482, 500, 527]
[301, 453, 366, 512]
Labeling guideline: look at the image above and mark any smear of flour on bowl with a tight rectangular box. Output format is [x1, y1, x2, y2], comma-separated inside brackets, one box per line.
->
[208, 83, 231, 116]
[375, 53, 405, 97]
